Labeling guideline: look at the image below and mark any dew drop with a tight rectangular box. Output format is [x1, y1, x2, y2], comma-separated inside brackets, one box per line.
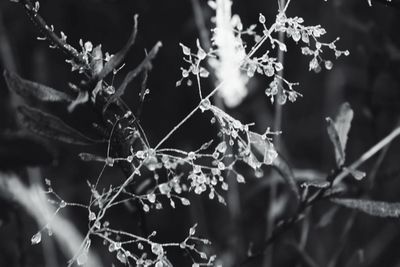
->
[31, 232, 42, 245]
[117, 251, 127, 264]
[60, 200, 67, 208]
[88, 211, 96, 221]
[324, 60, 333, 70]
[199, 98, 211, 112]
[77, 252, 88, 266]
[259, 13, 266, 24]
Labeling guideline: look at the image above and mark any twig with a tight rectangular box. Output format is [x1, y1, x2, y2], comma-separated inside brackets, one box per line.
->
[136, 68, 149, 120]
[20, 0, 89, 72]
[273, 0, 286, 150]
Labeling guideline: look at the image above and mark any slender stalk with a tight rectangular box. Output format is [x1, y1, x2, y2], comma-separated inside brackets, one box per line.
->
[154, 81, 224, 149]
[333, 126, 400, 185]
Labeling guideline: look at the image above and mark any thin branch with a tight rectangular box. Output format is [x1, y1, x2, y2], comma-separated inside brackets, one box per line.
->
[20, 0, 89, 71]
[333, 126, 400, 185]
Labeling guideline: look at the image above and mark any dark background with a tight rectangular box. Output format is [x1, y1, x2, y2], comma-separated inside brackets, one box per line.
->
[1, 0, 400, 266]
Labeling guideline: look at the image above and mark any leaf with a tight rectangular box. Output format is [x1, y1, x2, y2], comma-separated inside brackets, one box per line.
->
[67, 90, 89, 112]
[332, 198, 400, 218]
[326, 102, 354, 167]
[287, 242, 321, 267]
[273, 153, 301, 199]
[103, 41, 162, 112]
[4, 70, 73, 103]
[91, 45, 104, 76]
[18, 106, 97, 145]
[97, 15, 139, 81]
[335, 103, 353, 151]
[249, 132, 300, 199]
[326, 117, 345, 166]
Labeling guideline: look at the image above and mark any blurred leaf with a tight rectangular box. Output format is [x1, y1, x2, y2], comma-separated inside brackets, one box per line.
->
[249, 132, 300, 199]
[273, 154, 300, 199]
[316, 206, 339, 228]
[4, 70, 73, 103]
[18, 105, 97, 145]
[332, 198, 400, 218]
[67, 91, 89, 112]
[287, 242, 321, 267]
[326, 102, 353, 167]
[0, 133, 54, 170]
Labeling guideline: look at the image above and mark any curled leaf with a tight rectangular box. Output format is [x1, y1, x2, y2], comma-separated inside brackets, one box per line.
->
[332, 198, 400, 218]
[18, 106, 97, 145]
[4, 70, 73, 103]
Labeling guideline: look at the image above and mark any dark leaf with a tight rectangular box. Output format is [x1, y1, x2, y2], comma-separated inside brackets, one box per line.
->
[287, 242, 321, 267]
[4, 70, 73, 103]
[0, 133, 54, 170]
[97, 15, 139, 81]
[18, 105, 97, 145]
[332, 198, 400, 218]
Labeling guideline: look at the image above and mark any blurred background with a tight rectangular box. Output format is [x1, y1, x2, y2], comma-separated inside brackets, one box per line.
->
[1, 0, 400, 266]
